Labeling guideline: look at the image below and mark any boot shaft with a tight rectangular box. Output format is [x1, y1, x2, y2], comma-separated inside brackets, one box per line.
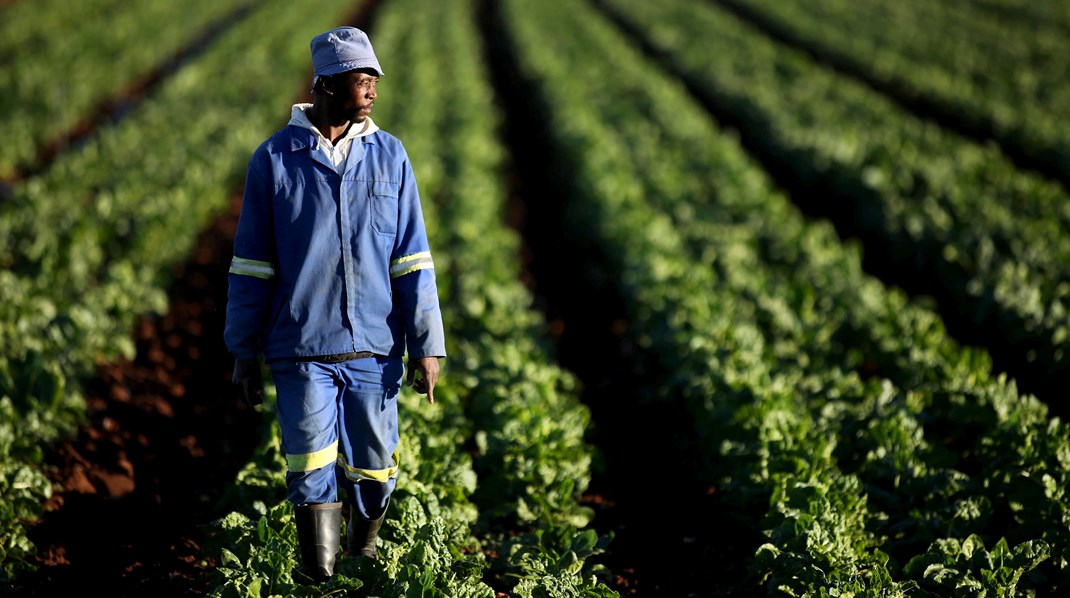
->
[348, 497, 389, 558]
[295, 501, 342, 582]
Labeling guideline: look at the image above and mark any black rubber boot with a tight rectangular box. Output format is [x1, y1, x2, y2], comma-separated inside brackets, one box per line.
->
[294, 502, 342, 583]
[347, 497, 389, 559]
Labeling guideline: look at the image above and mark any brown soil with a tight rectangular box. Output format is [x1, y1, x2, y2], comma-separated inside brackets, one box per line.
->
[8, 196, 262, 597]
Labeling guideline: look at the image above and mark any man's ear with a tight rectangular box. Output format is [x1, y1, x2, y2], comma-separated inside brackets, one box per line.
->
[314, 75, 334, 95]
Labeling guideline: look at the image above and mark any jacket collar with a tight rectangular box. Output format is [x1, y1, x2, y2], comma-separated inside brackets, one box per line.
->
[285, 103, 379, 153]
[286, 123, 379, 153]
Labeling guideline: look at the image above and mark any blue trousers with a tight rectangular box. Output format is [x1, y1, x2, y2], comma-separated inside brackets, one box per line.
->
[269, 355, 403, 518]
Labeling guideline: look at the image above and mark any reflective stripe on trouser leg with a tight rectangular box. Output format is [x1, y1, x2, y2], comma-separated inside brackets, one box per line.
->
[336, 355, 403, 520]
[270, 360, 345, 505]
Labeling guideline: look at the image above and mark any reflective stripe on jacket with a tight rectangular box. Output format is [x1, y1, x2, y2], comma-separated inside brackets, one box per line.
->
[224, 124, 446, 362]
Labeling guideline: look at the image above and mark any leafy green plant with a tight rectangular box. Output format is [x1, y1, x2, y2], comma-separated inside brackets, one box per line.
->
[903, 535, 1050, 596]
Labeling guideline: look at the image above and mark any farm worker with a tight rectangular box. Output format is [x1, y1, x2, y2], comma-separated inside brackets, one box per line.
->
[224, 25, 446, 583]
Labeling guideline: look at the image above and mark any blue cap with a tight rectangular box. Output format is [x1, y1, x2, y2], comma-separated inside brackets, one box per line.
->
[310, 26, 384, 78]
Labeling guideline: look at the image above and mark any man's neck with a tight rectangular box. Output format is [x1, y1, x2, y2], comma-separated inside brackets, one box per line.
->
[307, 102, 353, 145]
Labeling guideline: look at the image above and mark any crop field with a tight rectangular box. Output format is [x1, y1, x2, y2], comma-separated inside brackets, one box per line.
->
[2, 0, 1068, 596]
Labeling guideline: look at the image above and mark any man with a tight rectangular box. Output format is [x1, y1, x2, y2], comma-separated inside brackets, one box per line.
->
[224, 25, 446, 583]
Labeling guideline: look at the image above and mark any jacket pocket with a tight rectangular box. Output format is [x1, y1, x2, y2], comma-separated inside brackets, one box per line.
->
[267, 292, 299, 348]
[369, 181, 399, 236]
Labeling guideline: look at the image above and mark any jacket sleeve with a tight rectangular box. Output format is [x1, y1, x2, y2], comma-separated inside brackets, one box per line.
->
[390, 156, 447, 359]
[224, 153, 277, 360]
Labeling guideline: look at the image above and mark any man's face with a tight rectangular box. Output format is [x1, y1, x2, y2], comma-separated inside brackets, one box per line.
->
[335, 69, 379, 122]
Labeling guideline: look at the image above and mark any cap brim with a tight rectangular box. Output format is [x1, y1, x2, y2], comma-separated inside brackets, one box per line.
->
[318, 60, 384, 77]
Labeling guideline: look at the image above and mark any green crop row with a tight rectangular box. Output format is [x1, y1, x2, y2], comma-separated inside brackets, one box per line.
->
[713, 0, 1070, 185]
[501, 0, 1068, 594]
[373, 0, 598, 538]
[202, 0, 615, 595]
[0, 0, 126, 61]
[597, 0, 1070, 405]
[0, 0, 356, 584]
[958, 0, 1070, 35]
[0, 0, 256, 180]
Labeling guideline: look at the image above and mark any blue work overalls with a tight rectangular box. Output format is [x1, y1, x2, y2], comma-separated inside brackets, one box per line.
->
[225, 111, 446, 515]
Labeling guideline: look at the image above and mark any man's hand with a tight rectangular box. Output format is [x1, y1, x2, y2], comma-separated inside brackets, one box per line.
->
[405, 356, 439, 405]
[232, 358, 264, 406]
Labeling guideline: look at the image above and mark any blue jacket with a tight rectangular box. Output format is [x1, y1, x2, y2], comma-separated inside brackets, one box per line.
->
[224, 124, 446, 362]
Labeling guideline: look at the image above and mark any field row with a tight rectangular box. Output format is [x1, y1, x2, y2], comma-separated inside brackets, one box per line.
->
[0, 0, 614, 593]
[599, 0, 1070, 403]
[0, 0, 365, 583]
[1, 0, 1068, 594]
[0, 0, 258, 181]
[202, 0, 611, 594]
[505, 0, 1068, 593]
[715, 0, 1070, 186]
